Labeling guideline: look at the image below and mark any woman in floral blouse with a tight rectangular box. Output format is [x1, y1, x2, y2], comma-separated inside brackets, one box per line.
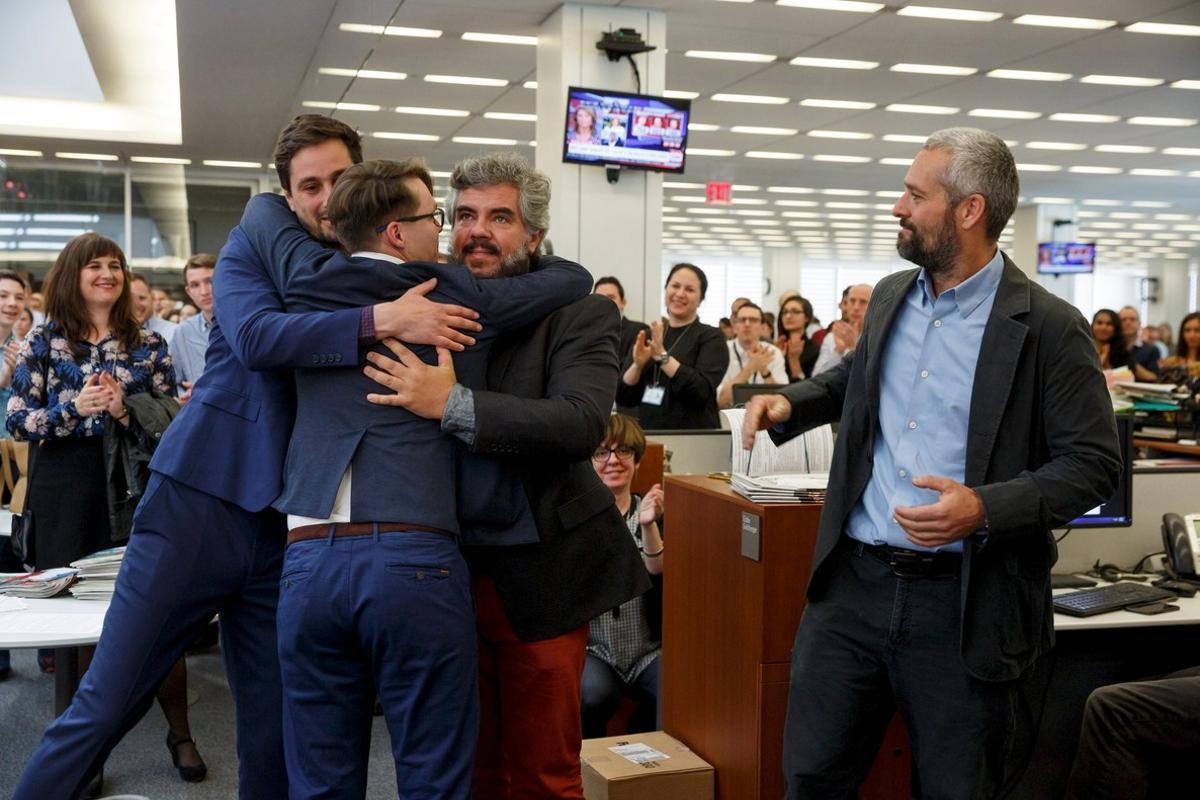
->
[6, 232, 207, 783]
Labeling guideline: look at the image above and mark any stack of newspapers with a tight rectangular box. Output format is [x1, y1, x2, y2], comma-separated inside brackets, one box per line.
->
[730, 472, 829, 504]
[0, 567, 78, 598]
[69, 546, 126, 600]
[720, 409, 834, 504]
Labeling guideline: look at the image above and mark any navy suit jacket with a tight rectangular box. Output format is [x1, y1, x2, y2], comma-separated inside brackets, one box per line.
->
[149, 224, 360, 511]
[238, 193, 592, 535]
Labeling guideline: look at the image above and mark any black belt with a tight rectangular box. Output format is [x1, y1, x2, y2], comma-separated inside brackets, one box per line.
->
[850, 539, 961, 579]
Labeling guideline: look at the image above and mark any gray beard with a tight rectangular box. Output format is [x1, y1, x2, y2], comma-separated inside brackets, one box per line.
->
[897, 217, 959, 278]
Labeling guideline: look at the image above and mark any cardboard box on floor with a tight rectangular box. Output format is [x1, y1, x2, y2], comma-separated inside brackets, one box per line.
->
[581, 731, 714, 800]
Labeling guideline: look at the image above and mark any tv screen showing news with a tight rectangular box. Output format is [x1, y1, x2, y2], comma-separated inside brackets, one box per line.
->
[562, 86, 690, 173]
[1037, 242, 1096, 275]
[1067, 415, 1133, 528]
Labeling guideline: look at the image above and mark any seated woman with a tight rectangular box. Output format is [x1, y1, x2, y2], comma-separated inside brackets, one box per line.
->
[1157, 312, 1200, 384]
[1092, 308, 1130, 370]
[581, 413, 663, 738]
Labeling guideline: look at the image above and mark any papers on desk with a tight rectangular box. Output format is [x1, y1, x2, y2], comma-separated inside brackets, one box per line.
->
[721, 409, 833, 503]
[69, 546, 125, 600]
[0, 568, 78, 598]
[730, 472, 829, 504]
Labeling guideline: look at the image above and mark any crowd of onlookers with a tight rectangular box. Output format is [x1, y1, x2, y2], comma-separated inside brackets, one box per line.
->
[595, 267, 1200, 434]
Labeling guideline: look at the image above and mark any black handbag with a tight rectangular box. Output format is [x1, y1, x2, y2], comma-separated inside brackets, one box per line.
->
[10, 508, 35, 565]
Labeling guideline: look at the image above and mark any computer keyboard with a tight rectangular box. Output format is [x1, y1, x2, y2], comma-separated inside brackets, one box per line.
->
[1053, 582, 1177, 617]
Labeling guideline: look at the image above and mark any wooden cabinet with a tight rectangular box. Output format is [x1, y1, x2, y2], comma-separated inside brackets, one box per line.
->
[660, 475, 910, 800]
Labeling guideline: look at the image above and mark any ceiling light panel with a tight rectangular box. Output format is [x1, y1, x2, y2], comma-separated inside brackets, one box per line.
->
[790, 56, 879, 70]
[987, 69, 1072, 82]
[776, 0, 884, 12]
[484, 112, 536, 122]
[1124, 22, 1200, 37]
[808, 129, 873, 139]
[970, 108, 1041, 119]
[711, 93, 789, 104]
[891, 63, 977, 76]
[731, 125, 799, 135]
[320, 67, 406, 80]
[663, 90, 700, 99]
[896, 6, 1001, 22]
[338, 23, 441, 38]
[1080, 75, 1165, 87]
[461, 32, 537, 45]
[746, 151, 805, 159]
[303, 101, 380, 111]
[1049, 113, 1119, 123]
[1127, 117, 1197, 127]
[1094, 145, 1155, 154]
[372, 131, 440, 141]
[1012, 14, 1115, 30]
[685, 50, 776, 63]
[886, 103, 959, 114]
[1025, 141, 1087, 150]
[424, 75, 508, 87]
[800, 98, 877, 109]
[395, 106, 470, 117]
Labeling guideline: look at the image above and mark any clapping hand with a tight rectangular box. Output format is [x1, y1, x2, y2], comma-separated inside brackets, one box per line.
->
[98, 372, 126, 418]
[747, 344, 772, 374]
[639, 483, 664, 526]
[633, 329, 654, 367]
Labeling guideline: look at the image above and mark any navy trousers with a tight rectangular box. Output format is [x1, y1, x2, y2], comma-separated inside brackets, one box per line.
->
[13, 472, 288, 800]
[276, 529, 478, 800]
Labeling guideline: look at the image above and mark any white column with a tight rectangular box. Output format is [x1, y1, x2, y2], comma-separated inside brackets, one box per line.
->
[1011, 201, 1079, 306]
[761, 246, 804, 309]
[1146, 258, 1192, 331]
[535, 4, 666, 324]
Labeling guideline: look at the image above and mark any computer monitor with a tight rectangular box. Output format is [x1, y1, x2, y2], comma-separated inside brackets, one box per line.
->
[731, 383, 781, 406]
[1067, 415, 1133, 528]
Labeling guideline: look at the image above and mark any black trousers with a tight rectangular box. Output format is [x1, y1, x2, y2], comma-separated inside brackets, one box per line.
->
[782, 538, 1019, 800]
[1065, 666, 1200, 800]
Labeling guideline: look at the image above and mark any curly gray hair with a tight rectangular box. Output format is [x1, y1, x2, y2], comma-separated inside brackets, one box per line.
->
[447, 152, 551, 236]
[924, 127, 1019, 241]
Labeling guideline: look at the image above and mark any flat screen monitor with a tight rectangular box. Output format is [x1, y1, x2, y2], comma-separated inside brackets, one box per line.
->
[1037, 242, 1095, 275]
[562, 86, 689, 173]
[1067, 415, 1133, 528]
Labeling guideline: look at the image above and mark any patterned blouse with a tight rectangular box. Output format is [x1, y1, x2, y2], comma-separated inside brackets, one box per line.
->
[586, 495, 662, 683]
[6, 322, 175, 441]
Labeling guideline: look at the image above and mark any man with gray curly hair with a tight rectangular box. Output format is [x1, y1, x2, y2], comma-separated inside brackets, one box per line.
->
[447, 152, 551, 277]
[743, 127, 1120, 798]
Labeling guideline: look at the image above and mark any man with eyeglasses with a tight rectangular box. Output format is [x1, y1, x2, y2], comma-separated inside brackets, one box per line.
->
[233, 156, 596, 798]
[717, 301, 787, 409]
[361, 152, 649, 799]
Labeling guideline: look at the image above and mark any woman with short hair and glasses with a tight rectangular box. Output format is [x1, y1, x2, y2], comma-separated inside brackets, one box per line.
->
[581, 413, 664, 738]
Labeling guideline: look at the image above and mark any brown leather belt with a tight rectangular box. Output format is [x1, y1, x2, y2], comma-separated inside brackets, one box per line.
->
[286, 521, 455, 547]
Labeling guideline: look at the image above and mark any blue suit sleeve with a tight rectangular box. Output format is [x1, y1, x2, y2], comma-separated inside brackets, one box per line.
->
[431, 255, 593, 334]
[214, 222, 359, 371]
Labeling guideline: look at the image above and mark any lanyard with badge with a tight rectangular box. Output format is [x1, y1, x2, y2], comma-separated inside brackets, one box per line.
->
[642, 322, 695, 406]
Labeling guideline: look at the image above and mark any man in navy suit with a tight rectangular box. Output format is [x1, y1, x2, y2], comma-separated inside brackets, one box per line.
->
[12, 115, 480, 800]
[233, 157, 593, 799]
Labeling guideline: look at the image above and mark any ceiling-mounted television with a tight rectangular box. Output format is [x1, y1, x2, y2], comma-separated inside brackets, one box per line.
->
[562, 86, 690, 173]
[1037, 242, 1096, 275]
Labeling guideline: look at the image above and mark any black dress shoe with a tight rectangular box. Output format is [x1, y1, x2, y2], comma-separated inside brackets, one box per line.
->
[166, 731, 208, 782]
[83, 767, 103, 799]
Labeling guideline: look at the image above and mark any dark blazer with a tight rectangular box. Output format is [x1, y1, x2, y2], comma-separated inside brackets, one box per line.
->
[150, 225, 359, 511]
[237, 193, 591, 532]
[465, 295, 652, 641]
[772, 255, 1121, 682]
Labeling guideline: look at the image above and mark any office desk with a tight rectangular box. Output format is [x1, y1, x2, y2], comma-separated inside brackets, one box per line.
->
[0, 596, 110, 713]
[1009, 589, 1200, 798]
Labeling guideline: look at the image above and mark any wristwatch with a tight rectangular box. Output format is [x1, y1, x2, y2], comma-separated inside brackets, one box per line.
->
[654, 352, 670, 364]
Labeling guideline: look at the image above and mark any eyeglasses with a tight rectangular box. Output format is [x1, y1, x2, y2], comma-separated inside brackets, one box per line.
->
[781, 308, 806, 316]
[375, 207, 445, 233]
[591, 445, 636, 463]
[735, 316, 763, 325]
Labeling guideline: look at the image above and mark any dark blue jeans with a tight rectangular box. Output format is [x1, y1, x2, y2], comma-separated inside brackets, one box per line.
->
[581, 652, 660, 738]
[13, 472, 288, 800]
[782, 538, 1018, 800]
[276, 528, 477, 800]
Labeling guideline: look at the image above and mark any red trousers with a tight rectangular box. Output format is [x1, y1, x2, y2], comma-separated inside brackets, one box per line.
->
[472, 575, 588, 800]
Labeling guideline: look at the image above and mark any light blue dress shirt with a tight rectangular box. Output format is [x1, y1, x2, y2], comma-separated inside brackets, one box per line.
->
[171, 313, 212, 386]
[845, 249, 1004, 553]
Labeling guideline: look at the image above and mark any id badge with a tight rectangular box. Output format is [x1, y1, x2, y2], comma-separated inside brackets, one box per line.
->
[642, 385, 666, 406]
